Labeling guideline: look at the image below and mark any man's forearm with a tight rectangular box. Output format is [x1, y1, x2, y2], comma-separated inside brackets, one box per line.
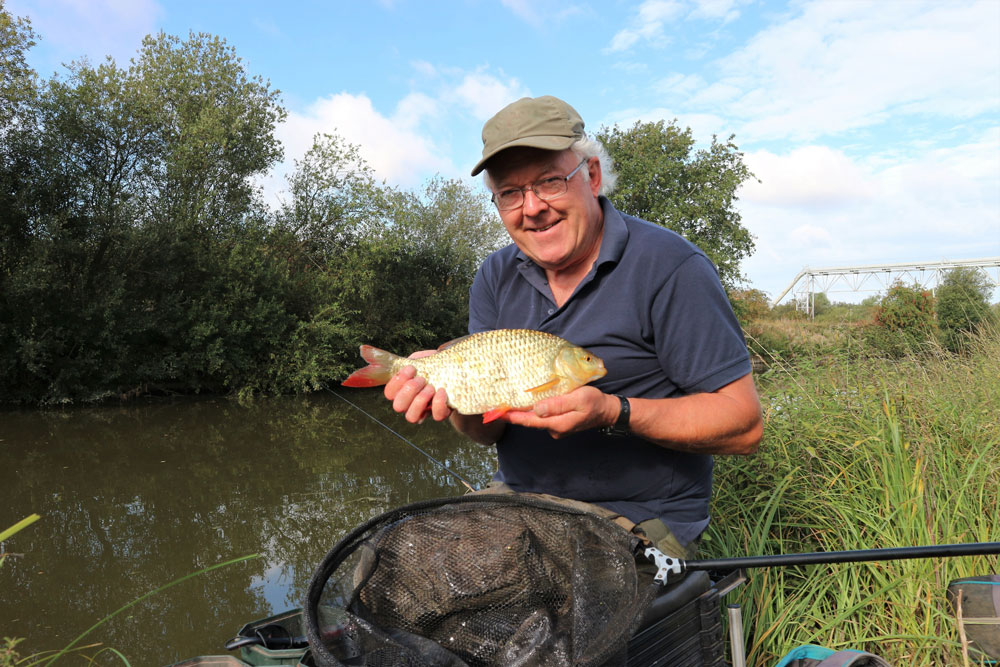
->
[625, 374, 763, 455]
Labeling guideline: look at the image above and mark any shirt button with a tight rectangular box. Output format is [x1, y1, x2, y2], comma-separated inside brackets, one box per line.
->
[547, 308, 554, 315]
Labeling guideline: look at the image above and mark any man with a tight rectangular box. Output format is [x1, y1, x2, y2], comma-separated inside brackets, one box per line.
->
[385, 95, 762, 558]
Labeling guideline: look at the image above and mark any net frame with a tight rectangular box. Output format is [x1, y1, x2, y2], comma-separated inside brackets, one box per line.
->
[303, 493, 659, 667]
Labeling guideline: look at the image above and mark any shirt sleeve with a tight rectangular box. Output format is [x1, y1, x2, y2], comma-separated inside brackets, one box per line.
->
[468, 260, 499, 334]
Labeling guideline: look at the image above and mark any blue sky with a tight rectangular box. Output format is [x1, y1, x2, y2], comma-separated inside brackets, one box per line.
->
[9, 0, 1000, 302]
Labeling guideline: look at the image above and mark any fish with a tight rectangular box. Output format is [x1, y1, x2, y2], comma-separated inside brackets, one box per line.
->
[341, 329, 607, 423]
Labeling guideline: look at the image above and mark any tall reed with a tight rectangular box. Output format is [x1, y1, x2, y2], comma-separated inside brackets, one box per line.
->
[708, 327, 999, 665]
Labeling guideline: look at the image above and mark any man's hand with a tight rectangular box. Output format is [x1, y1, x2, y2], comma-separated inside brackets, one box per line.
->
[383, 352, 452, 424]
[502, 386, 618, 439]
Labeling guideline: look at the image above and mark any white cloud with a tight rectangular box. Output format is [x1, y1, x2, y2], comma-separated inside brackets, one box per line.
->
[600, 105, 731, 146]
[410, 60, 437, 78]
[450, 71, 530, 121]
[742, 145, 877, 208]
[501, 0, 587, 28]
[605, 0, 685, 53]
[260, 68, 530, 205]
[275, 92, 452, 191]
[689, 0, 746, 23]
[739, 131, 1000, 299]
[706, 0, 1000, 142]
[9, 0, 162, 71]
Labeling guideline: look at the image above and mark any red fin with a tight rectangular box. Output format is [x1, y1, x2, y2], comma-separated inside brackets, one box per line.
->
[482, 405, 512, 423]
[526, 377, 560, 394]
[341, 345, 396, 387]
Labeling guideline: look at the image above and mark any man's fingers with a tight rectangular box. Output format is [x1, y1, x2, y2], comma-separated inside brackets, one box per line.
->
[405, 382, 436, 423]
[431, 388, 452, 421]
[384, 365, 417, 401]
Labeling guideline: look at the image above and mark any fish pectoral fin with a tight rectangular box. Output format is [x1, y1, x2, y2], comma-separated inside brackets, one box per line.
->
[525, 377, 560, 394]
[482, 405, 512, 423]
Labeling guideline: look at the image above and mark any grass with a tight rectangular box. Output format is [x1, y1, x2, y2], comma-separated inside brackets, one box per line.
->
[708, 325, 1000, 665]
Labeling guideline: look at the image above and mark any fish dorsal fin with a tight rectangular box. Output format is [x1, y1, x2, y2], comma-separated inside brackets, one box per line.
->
[437, 334, 472, 352]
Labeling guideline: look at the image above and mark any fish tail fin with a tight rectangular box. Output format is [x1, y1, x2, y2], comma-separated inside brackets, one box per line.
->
[341, 345, 399, 387]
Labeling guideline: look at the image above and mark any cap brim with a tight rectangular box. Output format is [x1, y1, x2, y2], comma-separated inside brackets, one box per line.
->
[470, 135, 578, 176]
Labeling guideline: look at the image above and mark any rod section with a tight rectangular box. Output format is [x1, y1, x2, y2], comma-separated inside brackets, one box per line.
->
[686, 542, 1000, 572]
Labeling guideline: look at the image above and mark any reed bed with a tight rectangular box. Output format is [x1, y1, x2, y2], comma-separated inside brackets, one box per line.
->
[708, 328, 999, 665]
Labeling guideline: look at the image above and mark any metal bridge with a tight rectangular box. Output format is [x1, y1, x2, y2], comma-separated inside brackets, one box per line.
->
[771, 257, 1000, 316]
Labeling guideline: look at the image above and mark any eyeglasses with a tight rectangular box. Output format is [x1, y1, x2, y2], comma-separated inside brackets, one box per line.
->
[491, 159, 589, 211]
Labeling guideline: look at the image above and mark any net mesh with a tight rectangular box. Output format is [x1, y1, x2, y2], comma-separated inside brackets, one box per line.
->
[304, 494, 658, 667]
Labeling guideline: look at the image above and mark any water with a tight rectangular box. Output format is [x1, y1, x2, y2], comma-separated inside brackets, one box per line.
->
[0, 390, 497, 665]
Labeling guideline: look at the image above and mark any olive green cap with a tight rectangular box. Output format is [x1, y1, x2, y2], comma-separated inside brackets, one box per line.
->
[471, 95, 585, 176]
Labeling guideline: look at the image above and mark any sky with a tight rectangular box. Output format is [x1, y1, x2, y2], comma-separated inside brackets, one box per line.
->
[8, 0, 1000, 303]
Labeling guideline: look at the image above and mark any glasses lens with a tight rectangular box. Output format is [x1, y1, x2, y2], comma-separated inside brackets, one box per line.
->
[533, 177, 568, 199]
[494, 191, 523, 210]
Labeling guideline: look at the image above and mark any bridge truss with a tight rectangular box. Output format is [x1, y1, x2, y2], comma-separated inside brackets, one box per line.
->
[771, 257, 1000, 317]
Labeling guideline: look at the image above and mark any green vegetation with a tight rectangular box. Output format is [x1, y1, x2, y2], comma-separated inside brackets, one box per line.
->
[0, 5, 505, 405]
[1, 1, 757, 406]
[4, 4, 996, 664]
[709, 325, 1000, 666]
[937, 267, 995, 353]
[598, 120, 755, 289]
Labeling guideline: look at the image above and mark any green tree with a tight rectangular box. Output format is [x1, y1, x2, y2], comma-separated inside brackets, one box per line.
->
[811, 292, 832, 317]
[866, 281, 936, 357]
[0, 0, 39, 277]
[131, 31, 285, 230]
[0, 0, 36, 129]
[936, 267, 995, 352]
[0, 30, 292, 403]
[597, 120, 756, 288]
[277, 132, 388, 258]
[279, 133, 505, 357]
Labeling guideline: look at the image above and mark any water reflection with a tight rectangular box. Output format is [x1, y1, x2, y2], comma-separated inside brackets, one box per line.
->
[0, 390, 497, 665]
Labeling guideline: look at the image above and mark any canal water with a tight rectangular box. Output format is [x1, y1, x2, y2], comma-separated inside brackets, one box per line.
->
[0, 390, 498, 665]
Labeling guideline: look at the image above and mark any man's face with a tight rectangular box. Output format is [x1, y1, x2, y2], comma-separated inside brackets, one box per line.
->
[486, 147, 604, 276]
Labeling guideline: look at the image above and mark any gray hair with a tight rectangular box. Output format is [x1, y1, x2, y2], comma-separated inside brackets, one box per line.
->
[569, 135, 618, 196]
[481, 134, 618, 196]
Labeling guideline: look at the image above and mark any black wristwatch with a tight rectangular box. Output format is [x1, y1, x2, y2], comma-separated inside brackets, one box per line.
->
[601, 394, 631, 437]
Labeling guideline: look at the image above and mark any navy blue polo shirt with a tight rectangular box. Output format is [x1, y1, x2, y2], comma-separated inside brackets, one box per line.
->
[468, 197, 751, 545]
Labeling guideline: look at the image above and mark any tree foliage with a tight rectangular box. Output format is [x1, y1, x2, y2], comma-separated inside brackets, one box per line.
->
[866, 281, 937, 357]
[278, 136, 503, 356]
[0, 0, 36, 129]
[936, 267, 995, 352]
[0, 15, 504, 405]
[597, 120, 756, 288]
[0, 5, 752, 404]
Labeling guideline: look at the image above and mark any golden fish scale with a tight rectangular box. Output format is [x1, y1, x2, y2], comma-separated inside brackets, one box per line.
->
[396, 329, 580, 415]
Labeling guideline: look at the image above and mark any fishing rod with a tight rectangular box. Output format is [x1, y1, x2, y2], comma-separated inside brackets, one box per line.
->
[324, 385, 478, 493]
[644, 541, 1000, 584]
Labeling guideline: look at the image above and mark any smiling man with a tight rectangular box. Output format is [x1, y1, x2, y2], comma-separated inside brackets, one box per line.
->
[385, 95, 762, 559]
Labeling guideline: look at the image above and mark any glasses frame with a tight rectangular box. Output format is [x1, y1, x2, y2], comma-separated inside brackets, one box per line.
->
[491, 159, 589, 211]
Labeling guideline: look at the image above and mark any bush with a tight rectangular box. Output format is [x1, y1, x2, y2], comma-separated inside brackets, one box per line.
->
[867, 281, 937, 357]
[729, 288, 771, 327]
[936, 267, 995, 352]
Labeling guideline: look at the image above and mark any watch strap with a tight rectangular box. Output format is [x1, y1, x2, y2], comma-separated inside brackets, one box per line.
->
[601, 394, 630, 436]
